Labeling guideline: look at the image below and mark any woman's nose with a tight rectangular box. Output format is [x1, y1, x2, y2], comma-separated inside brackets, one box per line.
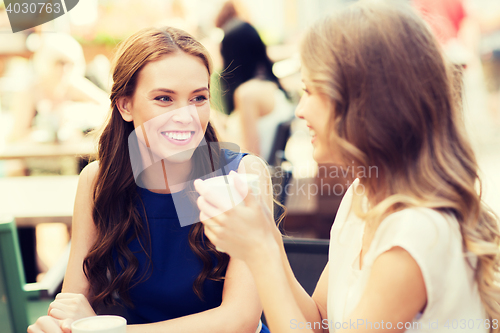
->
[171, 108, 194, 124]
[295, 96, 305, 119]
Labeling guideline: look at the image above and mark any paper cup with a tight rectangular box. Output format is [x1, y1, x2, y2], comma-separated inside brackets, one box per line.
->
[71, 315, 126, 333]
[201, 173, 260, 211]
[200, 173, 260, 253]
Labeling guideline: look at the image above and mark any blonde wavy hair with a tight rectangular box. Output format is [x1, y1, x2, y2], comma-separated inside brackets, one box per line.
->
[300, 0, 500, 328]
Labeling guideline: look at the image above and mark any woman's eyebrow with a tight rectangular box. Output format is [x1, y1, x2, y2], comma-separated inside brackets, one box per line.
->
[150, 88, 176, 94]
[149, 87, 208, 94]
[192, 87, 209, 93]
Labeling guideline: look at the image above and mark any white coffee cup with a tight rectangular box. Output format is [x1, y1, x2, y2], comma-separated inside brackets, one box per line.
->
[200, 173, 260, 211]
[71, 315, 126, 333]
[198, 173, 260, 253]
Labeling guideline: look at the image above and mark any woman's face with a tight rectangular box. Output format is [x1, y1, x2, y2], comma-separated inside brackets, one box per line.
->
[118, 52, 210, 164]
[295, 67, 340, 164]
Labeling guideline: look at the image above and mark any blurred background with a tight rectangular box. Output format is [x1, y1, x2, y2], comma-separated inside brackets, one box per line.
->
[0, 0, 499, 284]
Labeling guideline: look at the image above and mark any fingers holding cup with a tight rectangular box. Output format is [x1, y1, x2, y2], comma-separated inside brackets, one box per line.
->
[199, 211, 225, 253]
[197, 195, 225, 222]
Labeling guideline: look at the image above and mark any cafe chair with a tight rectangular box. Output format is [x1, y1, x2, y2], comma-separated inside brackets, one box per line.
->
[0, 216, 69, 333]
[268, 118, 294, 220]
[283, 237, 329, 296]
[267, 118, 294, 167]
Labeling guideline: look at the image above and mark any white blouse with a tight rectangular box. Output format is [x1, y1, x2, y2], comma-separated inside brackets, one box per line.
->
[327, 180, 487, 332]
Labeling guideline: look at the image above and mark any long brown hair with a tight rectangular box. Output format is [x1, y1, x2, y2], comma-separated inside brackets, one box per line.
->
[84, 27, 229, 307]
[301, 0, 500, 328]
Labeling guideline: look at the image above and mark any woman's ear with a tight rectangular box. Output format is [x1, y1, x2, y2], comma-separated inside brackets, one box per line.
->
[116, 97, 134, 122]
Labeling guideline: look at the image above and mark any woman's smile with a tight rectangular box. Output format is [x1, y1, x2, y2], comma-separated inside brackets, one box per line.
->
[307, 125, 317, 144]
[161, 130, 196, 145]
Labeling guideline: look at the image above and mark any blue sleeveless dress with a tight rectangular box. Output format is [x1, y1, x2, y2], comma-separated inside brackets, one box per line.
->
[115, 149, 269, 332]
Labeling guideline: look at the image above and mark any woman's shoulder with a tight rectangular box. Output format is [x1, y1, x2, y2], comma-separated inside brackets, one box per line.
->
[81, 160, 99, 176]
[380, 207, 458, 238]
[229, 152, 272, 191]
[369, 207, 462, 266]
[220, 147, 262, 166]
[72, 161, 100, 227]
[78, 160, 100, 190]
[238, 153, 269, 174]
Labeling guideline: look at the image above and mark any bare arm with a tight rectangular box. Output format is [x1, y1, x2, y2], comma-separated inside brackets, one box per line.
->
[61, 161, 98, 295]
[242, 154, 328, 331]
[243, 245, 424, 333]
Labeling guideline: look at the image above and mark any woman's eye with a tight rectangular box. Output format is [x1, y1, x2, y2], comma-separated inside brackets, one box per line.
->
[193, 95, 208, 103]
[155, 96, 172, 102]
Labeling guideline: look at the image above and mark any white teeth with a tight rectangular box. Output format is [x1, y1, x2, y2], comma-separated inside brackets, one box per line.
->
[309, 129, 316, 136]
[164, 131, 192, 141]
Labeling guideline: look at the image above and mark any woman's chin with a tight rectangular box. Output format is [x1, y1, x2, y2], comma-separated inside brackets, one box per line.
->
[313, 149, 337, 165]
[163, 150, 195, 164]
[312, 149, 326, 164]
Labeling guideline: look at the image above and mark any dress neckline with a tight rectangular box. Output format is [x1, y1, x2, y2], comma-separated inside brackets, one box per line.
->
[352, 221, 366, 271]
[138, 186, 187, 196]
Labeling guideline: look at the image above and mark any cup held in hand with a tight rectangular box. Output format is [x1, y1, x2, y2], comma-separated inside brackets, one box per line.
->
[71, 315, 126, 333]
[199, 173, 260, 218]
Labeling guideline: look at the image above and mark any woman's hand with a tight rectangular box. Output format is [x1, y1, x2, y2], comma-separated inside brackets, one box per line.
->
[47, 293, 96, 332]
[195, 170, 278, 263]
[27, 316, 63, 333]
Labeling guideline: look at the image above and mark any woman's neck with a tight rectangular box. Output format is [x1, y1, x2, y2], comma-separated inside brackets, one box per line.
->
[137, 158, 193, 194]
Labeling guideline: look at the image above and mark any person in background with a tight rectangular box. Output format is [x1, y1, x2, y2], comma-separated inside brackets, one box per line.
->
[8, 33, 108, 144]
[412, 0, 466, 45]
[412, 0, 474, 68]
[27, 26, 271, 333]
[215, 0, 293, 162]
[3, 33, 108, 179]
[196, 1, 500, 332]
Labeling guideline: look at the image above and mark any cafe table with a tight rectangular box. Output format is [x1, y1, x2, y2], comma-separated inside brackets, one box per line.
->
[0, 175, 79, 227]
[0, 137, 97, 160]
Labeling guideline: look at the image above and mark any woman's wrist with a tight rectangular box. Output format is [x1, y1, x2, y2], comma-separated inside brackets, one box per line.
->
[244, 234, 282, 272]
[272, 223, 284, 245]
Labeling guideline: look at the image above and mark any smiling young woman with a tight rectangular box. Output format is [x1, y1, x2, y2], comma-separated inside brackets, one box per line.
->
[27, 27, 272, 333]
[196, 1, 500, 333]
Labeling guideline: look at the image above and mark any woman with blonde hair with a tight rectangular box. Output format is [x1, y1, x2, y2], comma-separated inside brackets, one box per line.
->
[196, 1, 500, 332]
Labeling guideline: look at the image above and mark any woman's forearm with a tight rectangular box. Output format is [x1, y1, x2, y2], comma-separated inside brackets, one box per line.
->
[126, 304, 259, 333]
[276, 240, 325, 329]
[246, 241, 320, 333]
